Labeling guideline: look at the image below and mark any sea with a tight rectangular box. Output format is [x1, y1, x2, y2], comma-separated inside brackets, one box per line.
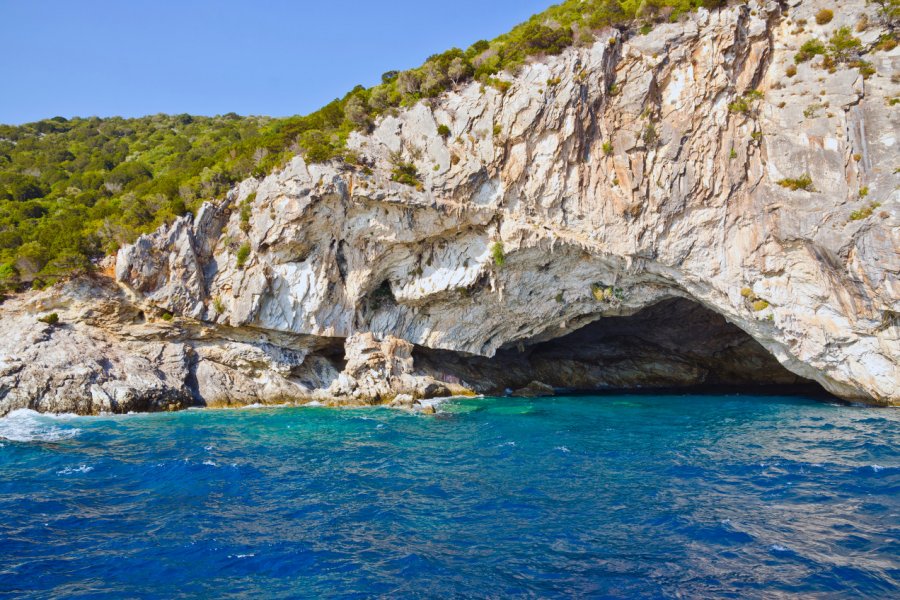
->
[1, 393, 898, 598]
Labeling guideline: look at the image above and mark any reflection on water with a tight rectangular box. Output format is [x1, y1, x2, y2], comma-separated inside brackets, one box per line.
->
[1, 395, 898, 598]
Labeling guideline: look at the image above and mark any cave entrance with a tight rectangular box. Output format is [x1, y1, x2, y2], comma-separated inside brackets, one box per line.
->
[415, 297, 829, 397]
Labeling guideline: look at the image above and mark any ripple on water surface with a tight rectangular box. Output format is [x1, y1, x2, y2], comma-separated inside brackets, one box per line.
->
[1, 394, 898, 598]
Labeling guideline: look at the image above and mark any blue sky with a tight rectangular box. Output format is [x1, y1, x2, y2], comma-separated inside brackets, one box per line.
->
[0, 0, 552, 124]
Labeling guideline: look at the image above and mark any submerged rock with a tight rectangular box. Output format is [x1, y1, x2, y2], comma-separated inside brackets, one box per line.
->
[510, 382, 556, 398]
[0, 0, 897, 415]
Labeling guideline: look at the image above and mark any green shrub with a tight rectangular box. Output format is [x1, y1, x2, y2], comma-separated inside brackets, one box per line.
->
[390, 162, 421, 188]
[437, 124, 451, 138]
[751, 299, 770, 311]
[728, 90, 764, 114]
[777, 174, 814, 191]
[642, 122, 658, 147]
[786, 64, 797, 77]
[236, 243, 251, 268]
[859, 186, 869, 198]
[795, 38, 827, 63]
[828, 27, 862, 62]
[490, 242, 505, 267]
[239, 192, 256, 233]
[815, 9, 833, 25]
[212, 296, 225, 313]
[602, 141, 614, 156]
[160, 311, 174, 322]
[591, 283, 624, 302]
[850, 202, 881, 221]
[37, 312, 59, 325]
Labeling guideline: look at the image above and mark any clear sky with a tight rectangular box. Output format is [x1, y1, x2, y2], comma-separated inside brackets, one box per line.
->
[0, 0, 553, 125]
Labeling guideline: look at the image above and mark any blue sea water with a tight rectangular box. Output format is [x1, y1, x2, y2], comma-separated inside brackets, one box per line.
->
[0, 394, 898, 599]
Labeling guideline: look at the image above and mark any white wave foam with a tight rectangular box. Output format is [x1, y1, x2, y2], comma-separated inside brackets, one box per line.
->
[0, 409, 81, 443]
[202, 460, 217, 467]
[871, 464, 885, 472]
[555, 446, 570, 453]
[57, 465, 94, 475]
[770, 544, 790, 553]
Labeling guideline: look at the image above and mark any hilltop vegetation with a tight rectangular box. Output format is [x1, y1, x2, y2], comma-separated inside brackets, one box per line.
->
[0, 0, 726, 292]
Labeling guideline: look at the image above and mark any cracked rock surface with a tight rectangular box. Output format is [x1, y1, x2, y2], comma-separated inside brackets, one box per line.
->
[1, 0, 897, 415]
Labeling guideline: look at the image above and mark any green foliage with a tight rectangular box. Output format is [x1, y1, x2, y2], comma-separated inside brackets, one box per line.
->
[828, 27, 862, 62]
[437, 124, 451, 138]
[490, 241, 505, 267]
[850, 202, 881, 221]
[751, 299, 769, 311]
[642, 121, 658, 146]
[391, 161, 421, 188]
[212, 296, 225, 313]
[777, 174, 814, 191]
[236, 243, 251, 268]
[728, 89, 763, 114]
[37, 312, 59, 325]
[591, 283, 624, 302]
[794, 38, 827, 63]
[815, 9, 833, 25]
[602, 141, 614, 156]
[0, 0, 722, 292]
[160, 311, 174, 321]
[239, 192, 256, 233]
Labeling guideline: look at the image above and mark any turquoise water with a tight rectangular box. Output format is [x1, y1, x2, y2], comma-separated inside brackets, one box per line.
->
[1, 394, 898, 598]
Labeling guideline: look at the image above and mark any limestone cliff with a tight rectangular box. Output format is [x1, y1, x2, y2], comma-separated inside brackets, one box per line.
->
[1, 0, 897, 414]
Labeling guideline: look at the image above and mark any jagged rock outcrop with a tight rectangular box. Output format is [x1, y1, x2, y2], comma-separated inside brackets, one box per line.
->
[1, 0, 897, 415]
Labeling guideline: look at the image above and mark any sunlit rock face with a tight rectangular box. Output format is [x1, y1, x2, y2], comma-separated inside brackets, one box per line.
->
[1, 0, 897, 415]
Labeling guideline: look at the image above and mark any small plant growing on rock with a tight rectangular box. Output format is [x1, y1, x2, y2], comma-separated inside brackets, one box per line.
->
[602, 141, 614, 156]
[751, 299, 770, 311]
[236, 243, 251, 268]
[786, 64, 797, 77]
[391, 161, 422, 189]
[859, 186, 869, 198]
[815, 9, 833, 25]
[803, 103, 824, 118]
[729, 147, 738, 159]
[777, 174, 814, 191]
[212, 296, 225, 314]
[160, 311, 174, 322]
[490, 242, 505, 267]
[794, 39, 826, 63]
[741, 287, 755, 299]
[437, 124, 451, 138]
[828, 27, 862, 62]
[728, 89, 764, 114]
[642, 122, 658, 147]
[850, 202, 882, 221]
[37, 313, 59, 326]
[546, 76, 561, 87]
[591, 283, 625, 303]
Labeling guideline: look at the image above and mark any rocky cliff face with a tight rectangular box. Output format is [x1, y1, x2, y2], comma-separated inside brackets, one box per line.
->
[1, 0, 898, 415]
